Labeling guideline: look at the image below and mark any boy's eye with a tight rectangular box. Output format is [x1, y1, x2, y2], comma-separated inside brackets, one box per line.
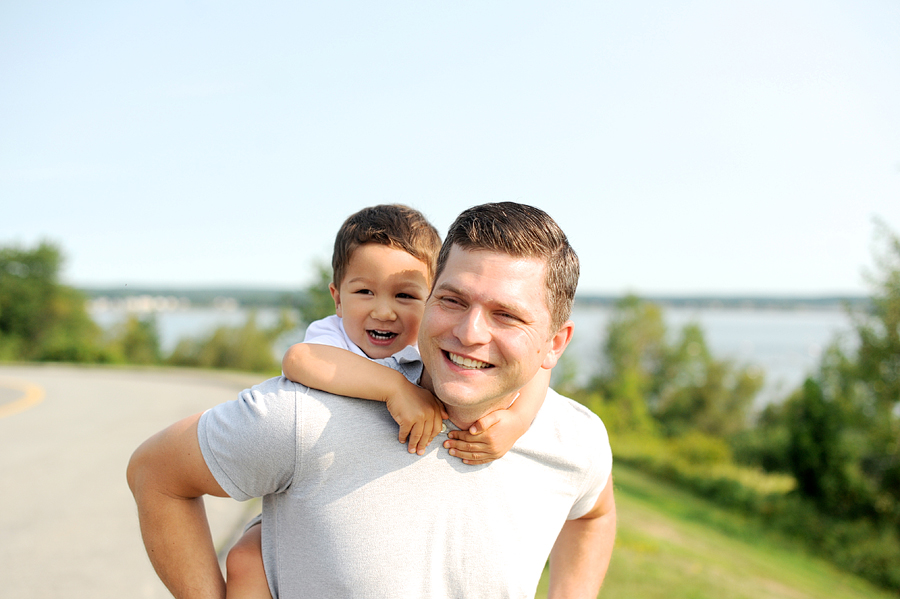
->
[354, 288, 373, 295]
[397, 292, 422, 300]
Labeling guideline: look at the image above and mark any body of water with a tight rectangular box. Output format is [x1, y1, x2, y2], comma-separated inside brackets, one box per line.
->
[567, 305, 854, 407]
[91, 304, 305, 358]
[90, 303, 855, 408]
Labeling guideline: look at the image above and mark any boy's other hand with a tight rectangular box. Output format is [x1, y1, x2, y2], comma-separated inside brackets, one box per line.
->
[443, 409, 527, 465]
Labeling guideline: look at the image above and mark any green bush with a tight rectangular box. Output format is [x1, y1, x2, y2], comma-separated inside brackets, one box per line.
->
[589, 295, 762, 440]
[610, 428, 900, 592]
[167, 311, 294, 374]
[611, 432, 794, 513]
[671, 431, 733, 466]
[0, 242, 110, 362]
[107, 315, 162, 365]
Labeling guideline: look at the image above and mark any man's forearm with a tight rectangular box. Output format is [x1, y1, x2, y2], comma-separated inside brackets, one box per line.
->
[134, 491, 225, 599]
[127, 414, 230, 599]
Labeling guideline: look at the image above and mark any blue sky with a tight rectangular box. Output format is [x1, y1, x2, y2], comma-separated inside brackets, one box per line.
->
[2, 1, 899, 295]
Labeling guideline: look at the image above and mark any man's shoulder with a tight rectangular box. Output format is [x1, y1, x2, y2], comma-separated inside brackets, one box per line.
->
[203, 376, 307, 426]
[527, 388, 611, 458]
[526, 389, 613, 519]
[246, 376, 362, 410]
[541, 388, 606, 431]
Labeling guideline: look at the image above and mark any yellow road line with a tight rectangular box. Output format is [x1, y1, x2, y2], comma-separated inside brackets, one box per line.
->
[0, 377, 46, 419]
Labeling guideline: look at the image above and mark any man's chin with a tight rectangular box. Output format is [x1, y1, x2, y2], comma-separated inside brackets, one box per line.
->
[430, 382, 487, 410]
[433, 381, 516, 416]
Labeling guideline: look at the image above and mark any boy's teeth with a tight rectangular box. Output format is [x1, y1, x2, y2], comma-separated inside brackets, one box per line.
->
[369, 330, 397, 339]
[448, 353, 490, 369]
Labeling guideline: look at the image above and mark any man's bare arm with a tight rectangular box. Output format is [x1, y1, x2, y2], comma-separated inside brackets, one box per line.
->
[126, 413, 231, 599]
[547, 473, 616, 598]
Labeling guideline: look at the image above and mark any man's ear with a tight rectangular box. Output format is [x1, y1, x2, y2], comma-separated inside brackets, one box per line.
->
[542, 320, 574, 370]
[329, 282, 342, 317]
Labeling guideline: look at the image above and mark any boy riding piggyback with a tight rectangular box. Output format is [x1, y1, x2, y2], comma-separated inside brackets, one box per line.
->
[225, 204, 552, 598]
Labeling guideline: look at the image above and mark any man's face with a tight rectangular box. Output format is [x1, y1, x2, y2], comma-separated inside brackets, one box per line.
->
[418, 246, 572, 418]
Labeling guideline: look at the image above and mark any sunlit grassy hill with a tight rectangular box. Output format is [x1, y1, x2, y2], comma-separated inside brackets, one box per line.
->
[535, 465, 893, 599]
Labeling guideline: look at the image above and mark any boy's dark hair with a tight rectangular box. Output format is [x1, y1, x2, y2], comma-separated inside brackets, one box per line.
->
[332, 204, 442, 287]
[435, 202, 579, 332]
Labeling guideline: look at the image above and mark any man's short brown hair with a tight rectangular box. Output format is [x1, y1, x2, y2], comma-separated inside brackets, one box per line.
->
[332, 204, 442, 287]
[434, 202, 579, 332]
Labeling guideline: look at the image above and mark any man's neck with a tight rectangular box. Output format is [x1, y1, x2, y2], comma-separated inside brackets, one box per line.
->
[419, 368, 513, 431]
[444, 403, 505, 432]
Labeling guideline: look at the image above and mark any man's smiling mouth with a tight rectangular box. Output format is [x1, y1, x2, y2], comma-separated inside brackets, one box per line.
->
[446, 351, 492, 370]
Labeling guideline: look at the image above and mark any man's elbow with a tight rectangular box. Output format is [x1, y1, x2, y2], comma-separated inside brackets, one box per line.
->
[126, 430, 173, 502]
[126, 414, 222, 503]
[126, 438, 153, 500]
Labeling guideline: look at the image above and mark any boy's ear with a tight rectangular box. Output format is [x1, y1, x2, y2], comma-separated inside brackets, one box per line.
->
[541, 320, 574, 370]
[329, 282, 342, 317]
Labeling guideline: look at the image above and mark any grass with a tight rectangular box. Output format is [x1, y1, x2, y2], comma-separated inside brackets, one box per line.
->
[535, 464, 894, 599]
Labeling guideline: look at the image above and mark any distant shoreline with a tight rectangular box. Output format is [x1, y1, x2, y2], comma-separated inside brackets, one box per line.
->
[78, 286, 868, 311]
[574, 295, 867, 311]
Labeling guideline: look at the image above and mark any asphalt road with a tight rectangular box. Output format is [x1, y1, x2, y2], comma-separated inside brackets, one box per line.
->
[0, 364, 267, 599]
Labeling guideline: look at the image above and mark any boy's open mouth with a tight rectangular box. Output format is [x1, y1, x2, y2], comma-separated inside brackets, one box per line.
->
[367, 330, 398, 341]
[445, 351, 492, 370]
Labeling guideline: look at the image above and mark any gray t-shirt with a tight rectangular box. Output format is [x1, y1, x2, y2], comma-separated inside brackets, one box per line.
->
[198, 362, 612, 599]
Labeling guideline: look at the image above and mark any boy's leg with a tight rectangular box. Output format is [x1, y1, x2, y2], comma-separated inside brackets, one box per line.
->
[225, 523, 272, 599]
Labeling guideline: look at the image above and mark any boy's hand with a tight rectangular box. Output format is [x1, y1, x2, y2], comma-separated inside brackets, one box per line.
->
[385, 385, 448, 456]
[443, 409, 528, 465]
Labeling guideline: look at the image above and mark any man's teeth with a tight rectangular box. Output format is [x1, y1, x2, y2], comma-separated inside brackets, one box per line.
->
[369, 330, 397, 339]
[448, 353, 491, 369]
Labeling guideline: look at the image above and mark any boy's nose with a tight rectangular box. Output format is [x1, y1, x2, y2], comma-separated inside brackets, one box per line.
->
[371, 299, 397, 321]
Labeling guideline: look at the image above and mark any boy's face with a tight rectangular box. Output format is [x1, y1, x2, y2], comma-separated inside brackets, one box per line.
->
[331, 243, 431, 359]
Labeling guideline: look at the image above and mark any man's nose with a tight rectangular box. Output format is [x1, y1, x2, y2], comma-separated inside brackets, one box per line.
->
[453, 307, 491, 346]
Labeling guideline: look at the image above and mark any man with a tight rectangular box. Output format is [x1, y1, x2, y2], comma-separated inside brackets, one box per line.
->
[127, 202, 615, 598]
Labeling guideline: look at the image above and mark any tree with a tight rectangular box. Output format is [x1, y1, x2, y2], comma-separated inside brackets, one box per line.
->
[168, 311, 295, 373]
[785, 378, 858, 515]
[0, 242, 108, 362]
[296, 261, 336, 325]
[742, 221, 900, 525]
[856, 220, 900, 413]
[108, 315, 162, 365]
[591, 295, 664, 434]
[593, 295, 762, 438]
[655, 323, 762, 438]
[848, 222, 900, 524]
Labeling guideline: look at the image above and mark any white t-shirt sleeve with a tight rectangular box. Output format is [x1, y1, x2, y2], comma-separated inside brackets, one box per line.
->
[567, 422, 612, 520]
[197, 377, 300, 501]
[545, 391, 613, 520]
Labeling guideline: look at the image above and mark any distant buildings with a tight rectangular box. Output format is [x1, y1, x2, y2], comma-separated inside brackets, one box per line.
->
[88, 295, 193, 314]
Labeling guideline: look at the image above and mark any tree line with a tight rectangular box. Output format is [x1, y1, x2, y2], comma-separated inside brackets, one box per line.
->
[0, 242, 293, 372]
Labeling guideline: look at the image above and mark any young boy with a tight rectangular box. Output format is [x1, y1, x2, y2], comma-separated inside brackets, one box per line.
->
[224, 204, 553, 599]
